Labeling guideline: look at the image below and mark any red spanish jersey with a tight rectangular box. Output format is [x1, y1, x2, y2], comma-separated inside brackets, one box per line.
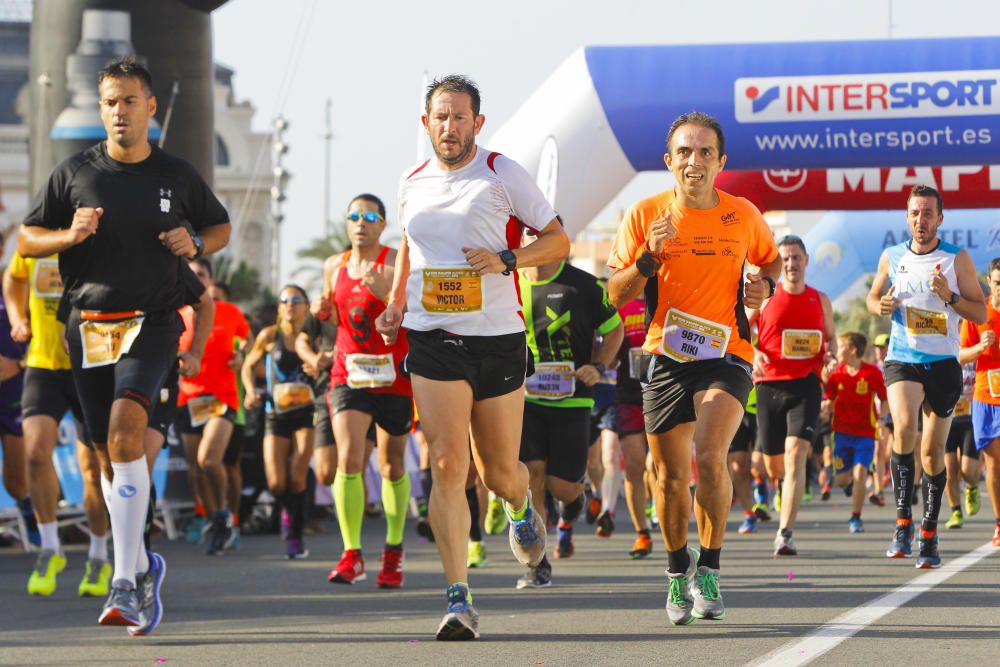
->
[826, 362, 886, 439]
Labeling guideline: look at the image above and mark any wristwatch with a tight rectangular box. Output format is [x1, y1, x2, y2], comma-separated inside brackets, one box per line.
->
[592, 362, 606, 377]
[947, 291, 960, 306]
[191, 234, 205, 260]
[499, 249, 517, 275]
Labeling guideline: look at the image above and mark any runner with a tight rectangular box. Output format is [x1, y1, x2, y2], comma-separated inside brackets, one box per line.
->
[728, 386, 760, 535]
[176, 259, 249, 555]
[825, 332, 887, 534]
[242, 285, 315, 559]
[17, 57, 231, 630]
[944, 358, 978, 529]
[516, 224, 623, 586]
[607, 111, 780, 624]
[5, 249, 112, 597]
[318, 193, 413, 588]
[752, 234, 836, 556]
[872, 333, 892, 505]
[958, 257, 1000, 547]
[866, 184, 985, 567]
[375, 74, 569, 640]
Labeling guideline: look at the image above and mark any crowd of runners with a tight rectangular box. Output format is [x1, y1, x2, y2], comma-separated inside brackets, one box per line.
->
[2, 58, 999, 641]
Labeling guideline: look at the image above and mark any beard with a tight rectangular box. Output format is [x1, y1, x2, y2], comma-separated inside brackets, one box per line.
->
[433, 133, 476, 166]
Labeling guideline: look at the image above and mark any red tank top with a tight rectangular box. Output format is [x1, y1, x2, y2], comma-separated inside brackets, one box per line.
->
[330, 247, 411, 395]
[756, 283, 825, 382]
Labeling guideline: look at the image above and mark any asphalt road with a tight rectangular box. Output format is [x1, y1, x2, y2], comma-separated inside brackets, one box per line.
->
[2, 497, 998, 666]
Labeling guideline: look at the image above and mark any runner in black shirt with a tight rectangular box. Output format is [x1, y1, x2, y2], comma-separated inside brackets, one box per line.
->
[17, 57, 230, 634]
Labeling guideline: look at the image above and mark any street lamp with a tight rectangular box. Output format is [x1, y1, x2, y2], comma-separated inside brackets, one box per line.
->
[270, 115, 290, 294]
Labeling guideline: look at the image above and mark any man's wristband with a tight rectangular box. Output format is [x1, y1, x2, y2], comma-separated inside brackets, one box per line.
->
[636, 251, 661, 278]
[762, 276, 776, 298]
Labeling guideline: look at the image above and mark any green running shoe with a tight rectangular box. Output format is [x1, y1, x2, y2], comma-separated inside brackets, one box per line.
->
[691, 566, 725, 620]
[964, 487, 981, 517]
[484, 495, 507, 535]
[945, 509, 964, 529]
[467, 540, 488, 568]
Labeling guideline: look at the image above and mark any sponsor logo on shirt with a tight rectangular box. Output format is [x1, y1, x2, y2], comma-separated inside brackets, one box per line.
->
[159, 188, 172, 213]
[720, 211, 739, 225]
[691, 249, 717, 256]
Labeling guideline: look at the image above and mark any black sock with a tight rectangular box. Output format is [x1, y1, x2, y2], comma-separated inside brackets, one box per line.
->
[144, 484, 157, 552]
[780, 527, 793, 538]
[697, 546, 721, 570]
[891, 451, 915, 519]
[283, 490, 306, 540]
[558, 494, 584, 523]
[639, 528, 651, 536]
[419, 468, 433, 500]
[667, 545, 691, 574]
[951, 505, 962, 514]
[851, 512, 861, 520]
[921, 470, 947, 534]
[466, 487, 482, 542]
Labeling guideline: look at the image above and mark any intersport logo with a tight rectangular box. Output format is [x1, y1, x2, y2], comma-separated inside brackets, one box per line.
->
[734, 70, 1000, 123]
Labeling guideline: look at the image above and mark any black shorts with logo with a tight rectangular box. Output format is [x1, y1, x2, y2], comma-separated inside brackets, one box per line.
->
[641, 354, 754, 435]
[405, 329, 528, 401]
[883, 359, 963, 418]
[519, 402, 591, 483]
[149, 363, 180, 438]
[328, 385, 413, 437]
[755, 375, 823, 456]
[65, 309, 181, 444]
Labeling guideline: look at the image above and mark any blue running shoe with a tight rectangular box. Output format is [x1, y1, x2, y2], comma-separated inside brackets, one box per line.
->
[753, 480, 768, 506]
[738, 514, 757, 535]
[436, 583, 479, 640]
[886, 520, 914, 558]
[184, 516, 206, 544]
[848, 516, 865, 534]
[915, 533, 941, 569]
[554, 521, 575, 559]
[98, 580, 141, 627]
[506, 493, 546, 568]
[128, 552, 166, 636]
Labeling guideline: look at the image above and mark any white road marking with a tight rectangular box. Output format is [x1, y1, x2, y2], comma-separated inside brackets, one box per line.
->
[748, 542, 998, 667]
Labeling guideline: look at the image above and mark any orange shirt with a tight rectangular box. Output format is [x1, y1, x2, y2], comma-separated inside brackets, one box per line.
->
[607, 188, 777, 365]
[178, 301, 251, 409]
[960, 302, 1000, 405]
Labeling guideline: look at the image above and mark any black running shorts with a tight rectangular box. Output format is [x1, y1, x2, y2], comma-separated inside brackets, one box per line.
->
[883, 359, 963, 418]
[405, 329, 528, 401]
[755, 375, 823, 456]
[641, 354, 754, 435]
[328, 385, 413, 437]
[519, 402, 590, 483]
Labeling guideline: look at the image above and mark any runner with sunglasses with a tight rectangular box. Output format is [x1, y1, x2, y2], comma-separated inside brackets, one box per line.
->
[242, 285, 315, 559]
[312, 194, 413, 589]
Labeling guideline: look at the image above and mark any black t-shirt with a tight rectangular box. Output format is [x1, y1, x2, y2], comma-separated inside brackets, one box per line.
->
[519, 262, 621, 407]
[300, 314, 337, 393]
[24, 142, 228, 316]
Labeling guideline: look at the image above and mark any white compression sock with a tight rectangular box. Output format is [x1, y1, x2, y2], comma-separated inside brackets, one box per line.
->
[100, 475, 113, 507]
[89, 533, 109, 562]
[108, 457, 150, 586]
[39, 521, 60, 554]
[601, 463, 624, 515]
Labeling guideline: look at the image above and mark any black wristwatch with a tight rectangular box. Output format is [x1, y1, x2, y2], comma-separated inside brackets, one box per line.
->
[499, 249, 517, 275]
[592, 362, 606, 377]
[947, 291, 960, 306]
[191, 234, 205, 260]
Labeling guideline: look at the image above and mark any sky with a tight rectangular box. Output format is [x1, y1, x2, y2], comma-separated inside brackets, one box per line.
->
[212, 0, 1000, 284]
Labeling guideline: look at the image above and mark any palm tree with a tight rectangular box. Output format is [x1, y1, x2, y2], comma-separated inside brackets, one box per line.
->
[293, 225, 350, 294]
[212, 254, 273, 306]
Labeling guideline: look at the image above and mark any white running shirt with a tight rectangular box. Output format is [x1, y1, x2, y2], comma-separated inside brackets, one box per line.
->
[399, 146, 557, 336]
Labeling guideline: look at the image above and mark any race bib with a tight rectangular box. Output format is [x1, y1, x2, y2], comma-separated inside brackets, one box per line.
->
[628, 347, 646, 379]
[988, 368, 1000, 398]
[421, 268, 482, 314]
[346, 353, 397, 389]
[659, 308, 731, 363]
[905, 306, 947, 335]
[187, 395, 228, 428]
[33, 259, 63, 298]
[524, 361, 575, 400]
[273, 382, 315, 414]
[954, 396, 972, 417]
[79, 317, 143, 369]
[781, 329, 823, 359]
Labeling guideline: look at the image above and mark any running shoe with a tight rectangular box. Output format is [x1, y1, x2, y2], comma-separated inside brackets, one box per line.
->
[585, 493, 601, 524]
[738, 514, 758, 535]
[376, 545, 404, 588]
[946, 509, 964, 529]
[773, 530, 797, 556]
[128, 552, 166, 636]
[992, 523, 1000, 547]
[280, 509, 291, 540]
[285, 537, 309, 560]
[964, 486, 981, 517]
[467, 541, 488, 568]
[595, 510, 615, 538]
[184, 515, 206, 544]
[752, 503, 772, 522]
[415, 516, 435, 542]
[821, 484, 831, 501]
[773, 486, 783, 513]
[554, 520, 575, 559]
[803, 486, 813, 503]
[629, 531, 653, 559]
[869, 491, 886, 507]
[224, 526, 241, 550]
[848, 516, 865, 534]
[753, 480, 768, 506]
[645, 500, 658, 526]
[506, 493, 546, 568]
[98, 580, 140, 626]
[27, 549, 66, 596]
[665, 547, 697, 626]
[206, 514, 230, 556]
[915, 533, 941, 569]
[328, 549, 366, 584]
[78, 558, 111, 597]
[483, 495, 507, 535]
[515, 558, 552, 589]
[843, 482, 853, 498]
[436, 583, 479, 641]
[691, 566, 725, 620]
[886, 520, 914, 558]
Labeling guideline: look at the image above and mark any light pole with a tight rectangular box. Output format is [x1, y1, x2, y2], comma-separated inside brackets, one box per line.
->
[270, 115, 290, 295]
[323, 99, 332, 239]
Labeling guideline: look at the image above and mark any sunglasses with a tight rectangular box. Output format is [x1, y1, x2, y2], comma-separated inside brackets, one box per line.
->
[280, 295, 306, 305]
[346, 211, 384, 224]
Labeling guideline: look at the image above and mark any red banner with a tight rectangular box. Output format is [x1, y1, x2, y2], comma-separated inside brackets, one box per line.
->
[714, 165, 1000, 211]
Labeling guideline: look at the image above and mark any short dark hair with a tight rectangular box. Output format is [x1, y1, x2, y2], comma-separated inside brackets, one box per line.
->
[98, 56, 153, 96]
[348, 193, 386, 221]
[666, 111, 725, 157]
[425, 74, 481, 116]
[191, 257, 213, 278]
[838, 331, 868, 357]
[907, 184, 943, 215]
[777, 234, 807, 256]
[213, 281, 231, 300]
[989, 257, 1000, 274]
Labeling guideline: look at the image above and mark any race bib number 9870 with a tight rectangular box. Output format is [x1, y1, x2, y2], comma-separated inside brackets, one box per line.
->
[659, 309, 731, 363]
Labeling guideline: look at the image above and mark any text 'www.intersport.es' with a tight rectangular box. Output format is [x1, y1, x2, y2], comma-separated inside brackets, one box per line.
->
[753, 125, 993, 152]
